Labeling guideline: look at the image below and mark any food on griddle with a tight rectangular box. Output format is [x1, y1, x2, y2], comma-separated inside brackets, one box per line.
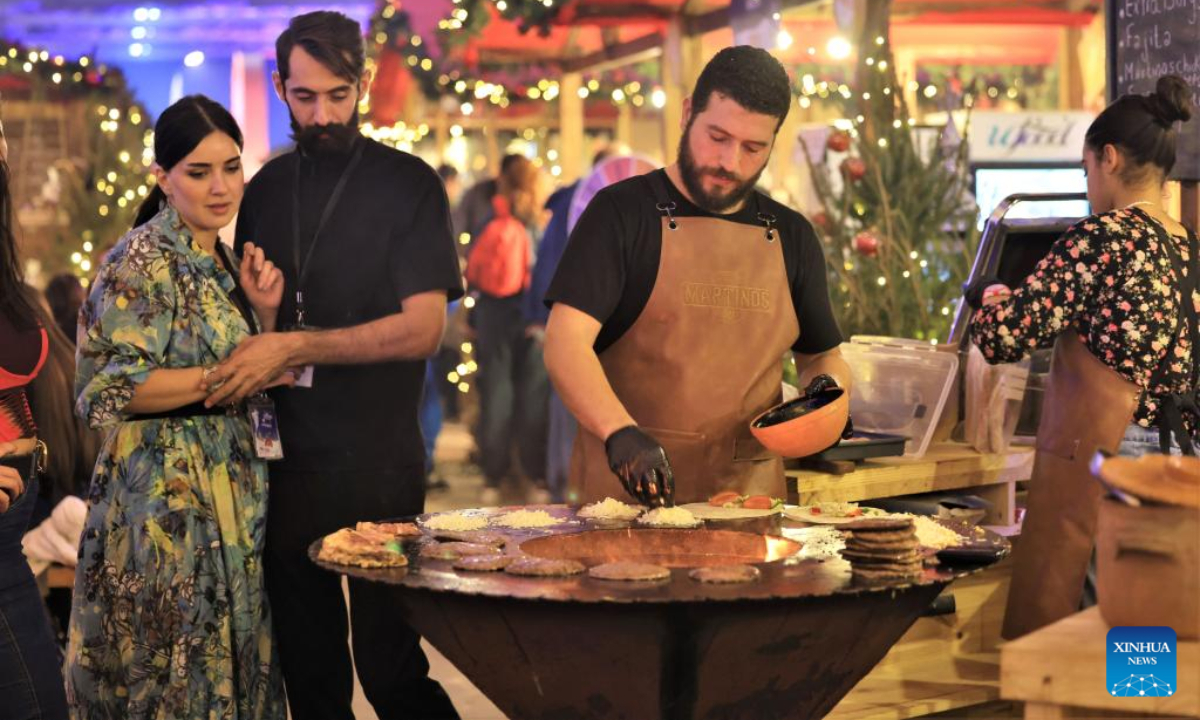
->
[706, 491, 783, 511]
[422, 512, 490, 532]
[493, 509, 560, 528]
[453, 554, 517, 572]
[318, 528, 408, 568]
[420, 541, 500, 561]
[840, 517, 922, 581]
[432, 530, 509, 547]
[689, 565, 761, 584]
[587, 562, 671, 582]
[356, 520, 422, 537]
[504, 557, 587, 577]
[637, 506, 701, 528]
[578, 497, 644, 520]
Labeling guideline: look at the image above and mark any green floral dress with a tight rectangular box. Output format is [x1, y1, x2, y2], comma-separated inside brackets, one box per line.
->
[66, 206, 285, 719]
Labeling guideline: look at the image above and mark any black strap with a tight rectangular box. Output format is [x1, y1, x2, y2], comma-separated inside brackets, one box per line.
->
[127, 402, 241, 422]
[647, 170, 678, 231]
[291, 139, 366, 327]
[214, 243, 259, 336]
[1138, 210, 1199, 455]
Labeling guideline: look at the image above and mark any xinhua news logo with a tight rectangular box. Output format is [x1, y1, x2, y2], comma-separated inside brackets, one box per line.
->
[1107, 626, 1177, 697]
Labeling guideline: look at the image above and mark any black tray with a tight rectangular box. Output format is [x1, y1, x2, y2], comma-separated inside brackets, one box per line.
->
[811, 431, 908, 462]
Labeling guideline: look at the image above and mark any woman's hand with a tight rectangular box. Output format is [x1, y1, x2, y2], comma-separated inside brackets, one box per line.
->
[0, 441, 27, 514]
[239, 242, 284, 313]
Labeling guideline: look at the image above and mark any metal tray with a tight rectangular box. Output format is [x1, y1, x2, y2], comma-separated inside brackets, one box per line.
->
[812, 431, 908, 462]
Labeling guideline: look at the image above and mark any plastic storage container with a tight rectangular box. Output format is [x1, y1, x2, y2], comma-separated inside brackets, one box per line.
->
[838, 336, 959, 457]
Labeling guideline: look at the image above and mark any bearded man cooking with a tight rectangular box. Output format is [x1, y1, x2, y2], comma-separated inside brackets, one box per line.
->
[544, 46, 851, 507]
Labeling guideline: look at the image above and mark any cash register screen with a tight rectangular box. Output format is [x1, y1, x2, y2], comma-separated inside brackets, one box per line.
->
[974, 166, 1090, 230]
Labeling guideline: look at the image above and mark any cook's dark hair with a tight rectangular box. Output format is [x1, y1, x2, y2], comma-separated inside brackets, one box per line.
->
[1086, 74, 1193, 181]
[134, 95, 244, 228]
[276, 11, 365, 86]
[691, 46, 792, 131]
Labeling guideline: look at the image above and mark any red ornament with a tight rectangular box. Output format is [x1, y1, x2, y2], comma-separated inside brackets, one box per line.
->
[853, 230, 880, 257]
[812, 211, 830, 231]
[841, 157, 867, 182]
[826, 131, 851, 153]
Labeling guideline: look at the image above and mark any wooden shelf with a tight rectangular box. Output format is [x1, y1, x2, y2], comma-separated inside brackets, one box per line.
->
[786, 442, 1034, 525]
[1002, 607, 1199, 718]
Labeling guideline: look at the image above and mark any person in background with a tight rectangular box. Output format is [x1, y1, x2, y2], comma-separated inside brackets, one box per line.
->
[467, 154, 551, 505]
[455, 153, 523, 243]
[967, 74, 1195, 640]
[209, 11, 463, 719]
[66, 94, 287, 718]
[523, 148, 610, 502]
[0, 97, 71, 720]
[44, 272, 84, 344]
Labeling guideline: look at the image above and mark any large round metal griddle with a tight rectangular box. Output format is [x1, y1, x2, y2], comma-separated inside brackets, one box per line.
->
[310, 504, 1009, 719]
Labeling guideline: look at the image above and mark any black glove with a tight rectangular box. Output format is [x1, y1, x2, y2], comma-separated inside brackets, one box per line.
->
[962, 274, 1002, 310]
[803, 374, 855, 441]
[604, 425, 675, 507]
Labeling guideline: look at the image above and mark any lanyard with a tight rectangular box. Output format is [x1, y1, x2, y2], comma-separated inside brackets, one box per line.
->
[290, 138, 365, 327]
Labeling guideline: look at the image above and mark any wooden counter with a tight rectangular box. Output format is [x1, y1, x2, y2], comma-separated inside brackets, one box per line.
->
[1002, 608, 1199, 718]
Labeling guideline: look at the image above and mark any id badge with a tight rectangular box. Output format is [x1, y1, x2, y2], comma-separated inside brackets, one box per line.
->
[247, 394, 284, 460]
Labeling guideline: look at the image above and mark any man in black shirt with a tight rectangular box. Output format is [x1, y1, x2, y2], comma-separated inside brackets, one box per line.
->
[544, 46, 851, 507]
[205, 11, 462, 720]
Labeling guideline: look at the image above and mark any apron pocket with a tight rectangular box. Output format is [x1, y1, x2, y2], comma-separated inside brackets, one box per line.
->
[640, 427, 708, 475]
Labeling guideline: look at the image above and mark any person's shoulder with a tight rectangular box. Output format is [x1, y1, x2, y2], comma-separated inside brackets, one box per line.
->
[101, 217, 176, 283]
[362, 140, 441, 189]
[588, 172, 654, 208]
[245, 150, 296, 196]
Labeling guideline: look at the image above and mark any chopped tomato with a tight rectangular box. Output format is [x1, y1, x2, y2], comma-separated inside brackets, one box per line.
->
[742, 495, 775, 510]
[847, 508, 863, 517]
[708, 491, 741, 507]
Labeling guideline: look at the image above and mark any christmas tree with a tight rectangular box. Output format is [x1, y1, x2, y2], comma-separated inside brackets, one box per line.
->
[800, 34, 980, 343]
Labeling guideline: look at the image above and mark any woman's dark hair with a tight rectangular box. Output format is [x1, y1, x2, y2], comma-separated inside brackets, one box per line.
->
[44, 272, 83, 343]
[133, 94, 244, 228]
[276, 10, 365, 86]
[691, 46, 792, 131]
[1085, 74, 1193, 182]
[22, 285, 100, 503]
[0, 118, 38, 329]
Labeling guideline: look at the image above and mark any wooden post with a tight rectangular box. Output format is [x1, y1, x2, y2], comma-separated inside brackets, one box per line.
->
[1059, 27, 1085, 109]
[661, 17, 686, 159]
[559, 72, 584, 184]
[434, 106, 449, 165]
[616, 102, 633, 150]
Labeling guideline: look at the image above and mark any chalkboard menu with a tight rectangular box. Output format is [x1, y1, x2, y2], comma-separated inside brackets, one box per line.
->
[1106, 0, 1200, 181]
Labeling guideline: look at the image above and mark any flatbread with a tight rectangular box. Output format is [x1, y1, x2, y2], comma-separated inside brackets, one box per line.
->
[453, 555, 517, 572]
[504, 558, 587, 577]
[840, 549, 922, 565]
[689, 565, 762, 584]
[356, 521, 422, 537]
[588, 562, 671, 582]
[432, 530, 509, 547]
[679, 503, 778, 520]
[318, 529, 408, 568]
[845, 530, 917, 546]
[420, 541, 499, 561]
[852, 566, 923, 582]
[843, 517, 915, 533]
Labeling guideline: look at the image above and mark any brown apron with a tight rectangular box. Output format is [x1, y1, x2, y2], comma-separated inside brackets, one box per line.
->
[1002, 330, 1141, 639]
[569, 173, 799, 505]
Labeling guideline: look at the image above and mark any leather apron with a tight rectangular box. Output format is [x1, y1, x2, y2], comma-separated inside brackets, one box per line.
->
[1002, 330, 1141, 639]
[568, 172, 800, 505]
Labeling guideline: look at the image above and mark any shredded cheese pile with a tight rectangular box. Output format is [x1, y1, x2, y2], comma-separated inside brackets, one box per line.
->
[578, 497, 643, 520]
[907, 515, 964, 549]
[638, 506, 699, 527]
[423, 513, 489, 532]
[493, 509, 560, 528]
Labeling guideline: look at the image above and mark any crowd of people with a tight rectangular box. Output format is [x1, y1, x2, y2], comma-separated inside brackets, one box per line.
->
[0, 5, 1194, 719]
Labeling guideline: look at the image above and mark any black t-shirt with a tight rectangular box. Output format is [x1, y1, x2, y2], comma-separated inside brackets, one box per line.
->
[235, 138, 464, 473]
[545, 169, 842, 354]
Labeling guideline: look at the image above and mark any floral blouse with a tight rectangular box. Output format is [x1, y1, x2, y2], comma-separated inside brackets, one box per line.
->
[972, 206, 1199, 432]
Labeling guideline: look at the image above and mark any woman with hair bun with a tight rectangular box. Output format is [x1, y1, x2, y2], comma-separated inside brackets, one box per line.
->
[967, 75, 1197, 639]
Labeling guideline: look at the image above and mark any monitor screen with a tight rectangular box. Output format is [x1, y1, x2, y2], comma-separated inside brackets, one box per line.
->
[973, 166, 1090, 230]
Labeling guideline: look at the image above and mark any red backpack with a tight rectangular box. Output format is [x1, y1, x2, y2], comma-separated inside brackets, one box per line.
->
[465, 195, 531, 298]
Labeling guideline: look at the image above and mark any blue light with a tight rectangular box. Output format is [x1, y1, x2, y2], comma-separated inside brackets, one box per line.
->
[133, 7, 149, 22]
[131, 27, 147, 40]
[184, 51, 205, 68]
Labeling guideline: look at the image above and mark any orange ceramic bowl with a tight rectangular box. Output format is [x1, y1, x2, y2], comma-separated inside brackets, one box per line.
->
[750, 387, 850, 458]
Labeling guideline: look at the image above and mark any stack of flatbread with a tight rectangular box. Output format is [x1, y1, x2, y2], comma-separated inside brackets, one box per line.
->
[839, 517, 923, 581]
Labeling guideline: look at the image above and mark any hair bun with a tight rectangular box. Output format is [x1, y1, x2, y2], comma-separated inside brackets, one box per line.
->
[1149, 75, 1193, 125]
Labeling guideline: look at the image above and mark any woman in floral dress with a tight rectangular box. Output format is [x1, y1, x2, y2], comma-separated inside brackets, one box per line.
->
[970, 74, 1198, 456]
[67, 95, 290, 719]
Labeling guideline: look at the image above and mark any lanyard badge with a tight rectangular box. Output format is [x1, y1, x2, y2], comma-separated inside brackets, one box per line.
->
[248, 394, 284, 460]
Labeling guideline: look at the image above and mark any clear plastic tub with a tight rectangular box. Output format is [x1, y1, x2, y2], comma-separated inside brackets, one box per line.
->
[839, 336, 960, 457]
